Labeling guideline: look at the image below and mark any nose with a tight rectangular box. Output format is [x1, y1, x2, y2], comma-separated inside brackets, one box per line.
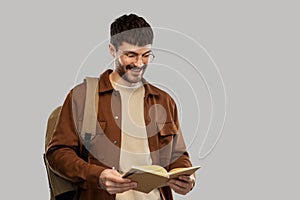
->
[134, 56, 144, 67]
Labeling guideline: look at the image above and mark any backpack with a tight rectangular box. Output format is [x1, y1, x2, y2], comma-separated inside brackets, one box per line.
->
[43, 77, 99, 200]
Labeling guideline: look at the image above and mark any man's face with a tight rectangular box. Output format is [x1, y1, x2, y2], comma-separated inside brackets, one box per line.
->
[112, 42, 153, 84]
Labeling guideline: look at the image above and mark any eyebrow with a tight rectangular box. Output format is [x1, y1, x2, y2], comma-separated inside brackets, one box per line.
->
[123, 50, 152, 56]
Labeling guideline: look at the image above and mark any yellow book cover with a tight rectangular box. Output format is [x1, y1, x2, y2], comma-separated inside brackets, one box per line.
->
[122, 165, 201, 193]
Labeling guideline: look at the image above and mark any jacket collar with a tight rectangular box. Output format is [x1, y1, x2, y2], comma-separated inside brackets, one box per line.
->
[98, 69, 160, 97]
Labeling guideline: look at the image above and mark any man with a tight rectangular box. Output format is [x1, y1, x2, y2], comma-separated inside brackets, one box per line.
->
[46, 13, 195, 200]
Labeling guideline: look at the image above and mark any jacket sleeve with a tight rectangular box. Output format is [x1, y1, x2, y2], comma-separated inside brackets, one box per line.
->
[168, 97, 193, 170]
[46, 90, 105, 190]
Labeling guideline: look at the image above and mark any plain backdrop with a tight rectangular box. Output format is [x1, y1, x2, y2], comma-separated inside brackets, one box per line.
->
[0, 0, 299, 199]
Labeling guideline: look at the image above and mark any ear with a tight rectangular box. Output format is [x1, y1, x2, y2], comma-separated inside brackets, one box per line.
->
[109, 44, 116, 58]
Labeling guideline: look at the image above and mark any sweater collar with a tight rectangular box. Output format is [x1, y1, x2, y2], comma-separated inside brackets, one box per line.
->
[98, 69, 160, 97]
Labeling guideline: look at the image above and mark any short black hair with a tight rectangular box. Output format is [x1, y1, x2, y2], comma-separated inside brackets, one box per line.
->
[110, 14, 154, 50]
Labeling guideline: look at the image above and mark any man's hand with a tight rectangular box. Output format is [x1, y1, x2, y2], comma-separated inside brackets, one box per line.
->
[99, 169, 137, 194]
[167, 174, 195, 195]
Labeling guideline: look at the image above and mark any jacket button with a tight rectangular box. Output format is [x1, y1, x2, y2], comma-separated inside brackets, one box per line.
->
[114, 115, 119, 120]
[113, 90, 119, 96]
[113, 140, 118, 145]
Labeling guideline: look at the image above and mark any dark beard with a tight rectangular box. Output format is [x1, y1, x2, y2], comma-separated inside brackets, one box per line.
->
[115, 60, 147, 83]
[125, 65, 147, 71]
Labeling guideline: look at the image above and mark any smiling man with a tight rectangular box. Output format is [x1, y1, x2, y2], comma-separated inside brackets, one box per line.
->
[109, 42, 153, 85]
[46, 13, 195, 200]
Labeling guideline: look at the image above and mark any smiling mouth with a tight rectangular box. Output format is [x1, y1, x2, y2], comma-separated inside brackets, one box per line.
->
[130, 68, 142, 72]
[126, 65, 146, 72]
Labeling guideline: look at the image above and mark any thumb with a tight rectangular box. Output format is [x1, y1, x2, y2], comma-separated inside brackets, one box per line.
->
[111, 169, 122, 177]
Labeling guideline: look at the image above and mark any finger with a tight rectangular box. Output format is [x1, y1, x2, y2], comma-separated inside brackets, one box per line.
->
[106, 183, 138, 194]
[168, 179, 192, 192]
[179, 175, 192, 182]
[168, 182, 188, 195]
[111, 169, 123, 177]
[179, 175, 196, 191]
[107, 175, 132, 183]
[107, 185, 136, 194]
[106, 180, 137, 189]
[168, 179, 188, 188]
[107, 187, 130, 194]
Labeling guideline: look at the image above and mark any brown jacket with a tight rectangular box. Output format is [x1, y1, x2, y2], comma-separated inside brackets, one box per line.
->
[46, 69, 192, 200]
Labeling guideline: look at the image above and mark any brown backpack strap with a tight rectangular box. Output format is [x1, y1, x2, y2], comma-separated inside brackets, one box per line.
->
[81, 77, 99, 161]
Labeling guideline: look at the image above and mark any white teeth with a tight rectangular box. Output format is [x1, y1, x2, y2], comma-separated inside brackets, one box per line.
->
[131, 68, 141, 72]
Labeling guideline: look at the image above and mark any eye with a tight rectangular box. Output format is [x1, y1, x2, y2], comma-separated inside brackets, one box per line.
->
[125, 53, 136, 58]
[142, 54, 150, 58]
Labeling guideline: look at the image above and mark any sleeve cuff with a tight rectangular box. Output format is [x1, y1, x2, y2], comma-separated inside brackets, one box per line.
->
[84, 164, 106, 189]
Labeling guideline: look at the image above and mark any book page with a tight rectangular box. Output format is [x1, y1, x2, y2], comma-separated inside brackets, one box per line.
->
[123, 165, 168, 178]
[168, 166, 201, 179]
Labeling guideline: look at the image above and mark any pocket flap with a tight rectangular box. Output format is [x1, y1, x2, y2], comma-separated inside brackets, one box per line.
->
[77, 120, 106, 137]
[157, 122, 178, 136]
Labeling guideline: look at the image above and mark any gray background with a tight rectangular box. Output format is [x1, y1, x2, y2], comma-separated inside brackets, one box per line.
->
[0, 0, 299, 199]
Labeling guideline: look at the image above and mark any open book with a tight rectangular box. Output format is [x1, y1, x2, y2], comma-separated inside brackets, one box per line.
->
[122, 165, 201, 193]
